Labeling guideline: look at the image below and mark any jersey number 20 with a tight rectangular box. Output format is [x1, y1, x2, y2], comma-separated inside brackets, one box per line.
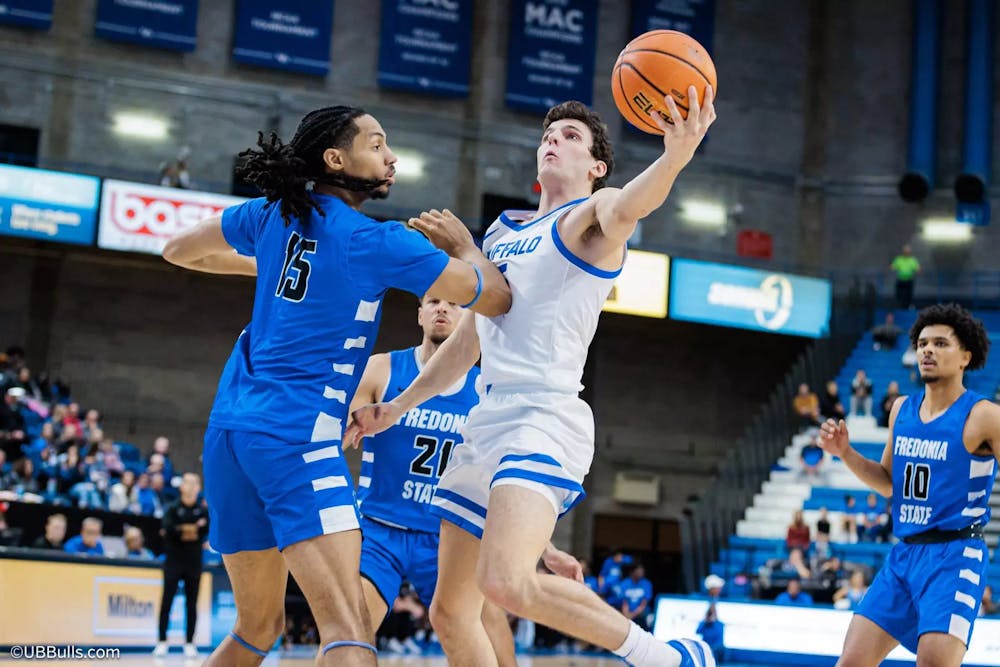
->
[276, 232, 318, 302]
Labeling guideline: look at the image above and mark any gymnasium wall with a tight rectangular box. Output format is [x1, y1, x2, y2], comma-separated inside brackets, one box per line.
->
[0, 0, 996, 273]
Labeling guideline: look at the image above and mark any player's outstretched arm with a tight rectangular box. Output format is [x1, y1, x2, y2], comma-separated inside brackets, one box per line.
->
[343, 354, 390, 450]
[818, 396, 903, 498]
[593, 85, 716, 244]
[345, 310, 480, 447]
[410, 209, 511, 317]
[162, 215, 258, 276]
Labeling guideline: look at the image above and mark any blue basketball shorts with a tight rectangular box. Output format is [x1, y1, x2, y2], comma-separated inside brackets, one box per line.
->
[359, 516, 439, 615]
[854, 538, 989, 653]
[203, 426, 360, 553]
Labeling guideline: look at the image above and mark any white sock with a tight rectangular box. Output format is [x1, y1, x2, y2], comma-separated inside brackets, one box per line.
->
[612, 621, 682, 667]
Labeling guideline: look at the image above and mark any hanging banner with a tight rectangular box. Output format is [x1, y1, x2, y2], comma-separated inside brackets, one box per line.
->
[377, 0, 473, 96]
[0, 164, 100, 246]
[232, 0, 334, 76]
[95, 0, 199, 51]
[505, 0, 598, 113]
[0, 0, 53, 29]
[630, 0, 715, 53]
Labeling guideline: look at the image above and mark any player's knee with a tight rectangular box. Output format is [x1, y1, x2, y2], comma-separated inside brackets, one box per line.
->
[477, 567, 539, 617]
[428, 597, 463, 638]
[233, 609, 285, 648]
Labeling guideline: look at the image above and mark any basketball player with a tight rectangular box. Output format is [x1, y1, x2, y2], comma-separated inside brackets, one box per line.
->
[162, 106, 511, 667]
[819, 303, 999, 666]
[348, 294, 541, 665]
[348, 87, 717, 667]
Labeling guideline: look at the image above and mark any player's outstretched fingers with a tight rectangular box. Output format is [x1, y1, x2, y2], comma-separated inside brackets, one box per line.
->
[686, 85, 701, 120]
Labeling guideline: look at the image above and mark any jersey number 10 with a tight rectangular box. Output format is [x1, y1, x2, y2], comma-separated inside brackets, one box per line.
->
[902, 462, 931, 501]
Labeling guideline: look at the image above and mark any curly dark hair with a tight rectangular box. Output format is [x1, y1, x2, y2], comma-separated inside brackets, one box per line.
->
[909, 303, 990, 371]
[542, 101, 615, 192]
[235, 106, 390, 226]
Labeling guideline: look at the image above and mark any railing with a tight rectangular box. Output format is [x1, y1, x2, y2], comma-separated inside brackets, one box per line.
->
[679, 290, 875, 594]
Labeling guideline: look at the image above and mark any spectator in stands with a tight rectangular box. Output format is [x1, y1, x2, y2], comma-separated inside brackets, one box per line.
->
[696, 605, 725, 662]
[598, 548, 633, 597]
[879, 381, 902, 428]
[148, 473, 167, 517]
[5, 457, 40, 497]
[57, 422, 82, 454]
[64, 516, 105, 556]
[619, 563, 654, 630]
[815, 507, 831, 540]
[147, 436, 175, 483]
[901, 344, 921, 385]
[850, 369, 873, 417]
[0, 505, 20, 546]
[810, 533, 833, 572]
[124, 526, 154, 560]
[135, 472, 162, 517]
[774, 577, 813, 606]
[781, 547, 812, 580]
[53, 444, 85, 495]
[704, 574, 725, 600]
[0, 387, 27, 458]
[81, 409, 101, 441]
[15, 367, 43, 402]
[819, 381, 847, 421]
[785, 511, 811, 552]
[96, 437, 124, 477]
[32, 512, 67, 550]
[889, 244, 921, 309]
[108, 469, 140, 514]
[62, 402, 82, 433]
[833, 569, 869, 610]
[24, 422, 57, 469]
[842, 495, 858, 543]
[980, 585, 998, 618]
[859, 493, 889, 542]
[158, 147, 192, 189]
[793, 383, 821, 428]
[799, 437, 827, 484]
[872, 313, 903, 351]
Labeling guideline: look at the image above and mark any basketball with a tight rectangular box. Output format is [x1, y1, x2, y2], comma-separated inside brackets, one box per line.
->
[612, 30, 718, 135]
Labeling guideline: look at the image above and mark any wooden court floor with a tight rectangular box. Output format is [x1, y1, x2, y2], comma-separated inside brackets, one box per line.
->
[0, 654, 626, 666]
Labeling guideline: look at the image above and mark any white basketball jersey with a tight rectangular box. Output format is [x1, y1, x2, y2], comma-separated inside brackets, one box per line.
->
[476, 197, 623, 394]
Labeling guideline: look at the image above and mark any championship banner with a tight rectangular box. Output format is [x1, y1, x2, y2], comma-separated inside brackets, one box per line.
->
[98, 180, 246, 255]
[0, 164, 100, 246]
[0, 0, 53, 29]
[505, 0, 598, 112]
[377, 0, 474, 97]
[232, 0, 334, 76]
[630, 0, 715, 53]
[95, 0, 199, 51]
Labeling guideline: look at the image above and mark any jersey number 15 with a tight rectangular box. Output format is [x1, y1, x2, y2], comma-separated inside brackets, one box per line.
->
[276, 231, 318, 302]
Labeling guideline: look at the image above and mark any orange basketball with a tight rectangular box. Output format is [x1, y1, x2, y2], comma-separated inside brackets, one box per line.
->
[612, 30, 717, 135]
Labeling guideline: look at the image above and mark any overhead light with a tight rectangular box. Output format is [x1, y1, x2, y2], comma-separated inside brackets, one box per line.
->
[681, 199, 726, 227]
[392, 148, 426, 182]
[922, 218, 973, 243]
[112, 112, 169, 140]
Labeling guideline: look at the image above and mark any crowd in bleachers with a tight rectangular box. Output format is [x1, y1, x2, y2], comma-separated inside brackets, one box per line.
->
[0, 345, 206, 563]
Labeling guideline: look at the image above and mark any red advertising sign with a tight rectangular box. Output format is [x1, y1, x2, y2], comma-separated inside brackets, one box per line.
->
[98, 180, 246, 255]
[737, 229, 773, 260]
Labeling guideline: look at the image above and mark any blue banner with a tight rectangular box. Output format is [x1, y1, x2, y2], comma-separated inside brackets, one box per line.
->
[232, 0, 334, 76]
[669, 259, 831, 338]
[0, 164, 100, 246]
[505, 0, 598, 112]
[95, 0, 199, 51]
[0, 0, 53, 29]
[630, 0, 715, 52]
[378, 0, 473, 96]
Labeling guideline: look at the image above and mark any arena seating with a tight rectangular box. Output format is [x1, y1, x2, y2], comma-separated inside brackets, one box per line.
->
[711, 309, 1000, 602]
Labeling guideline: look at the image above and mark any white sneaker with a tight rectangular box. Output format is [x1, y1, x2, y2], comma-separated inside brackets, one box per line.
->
[386, 638, 406, 654]
[152, 642, 168, 657]
[183, 643, 199, 658]
[667, 638, 717, 667]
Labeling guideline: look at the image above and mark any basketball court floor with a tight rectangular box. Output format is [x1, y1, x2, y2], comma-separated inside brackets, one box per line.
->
[0, 655, 628, 666]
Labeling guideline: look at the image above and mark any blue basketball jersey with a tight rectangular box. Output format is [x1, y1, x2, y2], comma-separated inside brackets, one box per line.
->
[357, 347, 480, 532]
[891, 390, 996, 538]
[208, 196, 450, 446]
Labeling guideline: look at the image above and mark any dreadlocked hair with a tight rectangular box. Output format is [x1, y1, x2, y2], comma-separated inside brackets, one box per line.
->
[909, 303, 990, 371]
[236, 106, 386, 226]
